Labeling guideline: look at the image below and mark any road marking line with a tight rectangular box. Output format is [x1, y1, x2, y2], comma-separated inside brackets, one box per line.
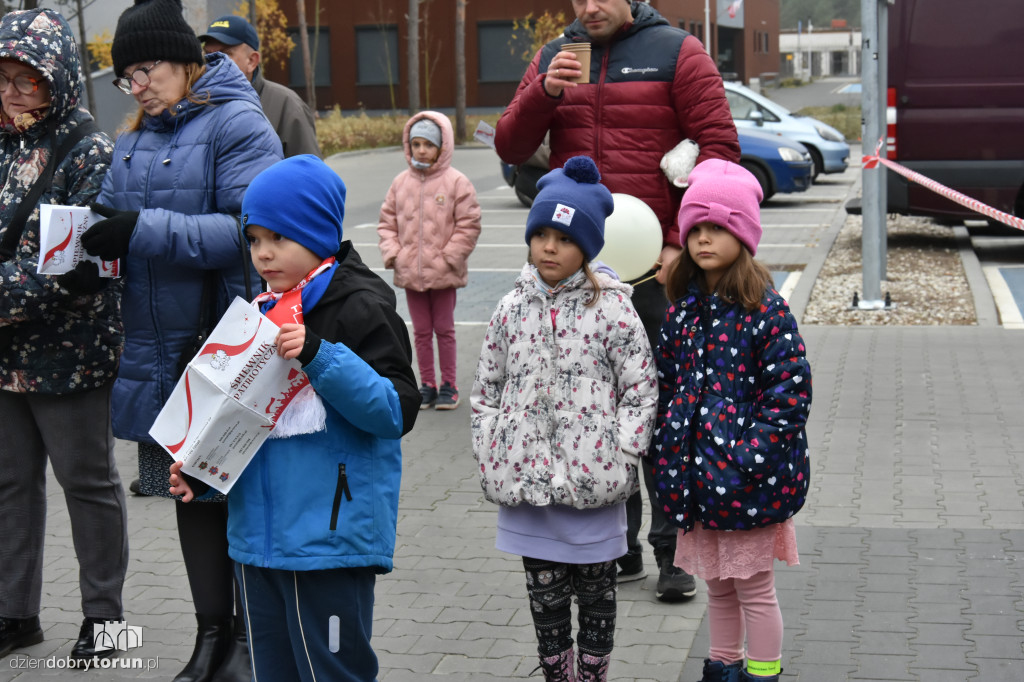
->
[983, 266, 1024, 329]
[779, 271, 800, 301]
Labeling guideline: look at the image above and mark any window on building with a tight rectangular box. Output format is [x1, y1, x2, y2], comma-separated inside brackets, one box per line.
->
[353, 25, 397, 86]
[289, 27, 332, 87]
[478, 22, 532, 83]
[762, 32, 770, 53]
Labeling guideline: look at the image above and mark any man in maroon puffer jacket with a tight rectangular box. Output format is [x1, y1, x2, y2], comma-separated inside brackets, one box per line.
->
[495, 0, 740, 604]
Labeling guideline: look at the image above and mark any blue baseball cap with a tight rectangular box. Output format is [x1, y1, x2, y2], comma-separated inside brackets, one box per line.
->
[199, 15, 259, 51]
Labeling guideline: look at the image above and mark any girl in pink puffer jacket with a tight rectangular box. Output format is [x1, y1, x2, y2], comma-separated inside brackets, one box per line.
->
[378, 111, 481, 410]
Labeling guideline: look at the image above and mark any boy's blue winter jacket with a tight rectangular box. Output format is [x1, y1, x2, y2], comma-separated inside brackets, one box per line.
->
[96, 52, 282, 442]
[226, 245, 421, 572]
[651, 283, 812, 533]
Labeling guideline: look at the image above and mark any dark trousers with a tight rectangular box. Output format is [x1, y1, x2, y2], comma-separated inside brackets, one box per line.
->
[237, 563, 378, 682]
[0, 385, 128, 619]
[522, 557, 618, 657]
[624, 276, 677, 561]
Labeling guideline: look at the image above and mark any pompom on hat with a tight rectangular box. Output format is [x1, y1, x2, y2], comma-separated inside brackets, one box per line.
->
[242, 155, 347, 259]
[111, 0, 204, 77]
[525, 156, 613, 261]
[677, 159, 763, 255]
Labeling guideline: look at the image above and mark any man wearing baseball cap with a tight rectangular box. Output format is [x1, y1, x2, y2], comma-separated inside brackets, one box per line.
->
[200, 15, 320, 158]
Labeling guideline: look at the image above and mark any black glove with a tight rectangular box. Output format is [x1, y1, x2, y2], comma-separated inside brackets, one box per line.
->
[57, 261, 106, 295]
[81, 203, 139, 261]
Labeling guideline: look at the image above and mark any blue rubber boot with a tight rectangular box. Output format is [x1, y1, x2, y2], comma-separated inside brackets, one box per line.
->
[698, 658, 743, 682]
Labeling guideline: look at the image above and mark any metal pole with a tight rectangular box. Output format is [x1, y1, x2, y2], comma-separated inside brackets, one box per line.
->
[876, 0, 889, 281]
[859, 0, 884, 306]
[704, 0, 711, 57]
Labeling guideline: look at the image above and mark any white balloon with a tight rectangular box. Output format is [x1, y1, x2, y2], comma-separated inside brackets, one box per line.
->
[595, 194, 663, 282]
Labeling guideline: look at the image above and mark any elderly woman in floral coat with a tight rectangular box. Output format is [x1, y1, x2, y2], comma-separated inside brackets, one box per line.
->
[0, 8, 126, 664]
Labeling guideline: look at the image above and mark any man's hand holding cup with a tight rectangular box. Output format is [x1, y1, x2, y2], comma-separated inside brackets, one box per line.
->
[544, 43, 591, 96]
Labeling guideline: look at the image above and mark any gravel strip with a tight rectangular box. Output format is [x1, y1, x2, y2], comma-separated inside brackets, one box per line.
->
[802, 213, 977, 325]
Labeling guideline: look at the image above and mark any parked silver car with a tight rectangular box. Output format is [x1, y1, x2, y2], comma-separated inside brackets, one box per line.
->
[724, 81, 849, 180]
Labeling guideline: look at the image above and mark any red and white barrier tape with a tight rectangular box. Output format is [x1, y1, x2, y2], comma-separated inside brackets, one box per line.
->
[862, 139, 1024, 231]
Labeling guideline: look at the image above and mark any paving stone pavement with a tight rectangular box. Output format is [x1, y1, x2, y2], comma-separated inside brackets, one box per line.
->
[5, 150, 1024, 681]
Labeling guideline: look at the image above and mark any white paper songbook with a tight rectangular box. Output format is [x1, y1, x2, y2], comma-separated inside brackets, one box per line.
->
[149, 297, 309, 494]
[36, 204, 119, 277]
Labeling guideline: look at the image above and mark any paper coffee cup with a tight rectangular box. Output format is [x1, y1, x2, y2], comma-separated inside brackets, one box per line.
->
[561, 43, 591, 84]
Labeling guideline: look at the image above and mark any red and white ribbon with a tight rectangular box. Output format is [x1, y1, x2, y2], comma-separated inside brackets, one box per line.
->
[862, 139, 1024, 231]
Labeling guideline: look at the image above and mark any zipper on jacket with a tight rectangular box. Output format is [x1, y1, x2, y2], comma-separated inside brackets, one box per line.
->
[329, 463, 352, 531]
[595, 50, 608, 162]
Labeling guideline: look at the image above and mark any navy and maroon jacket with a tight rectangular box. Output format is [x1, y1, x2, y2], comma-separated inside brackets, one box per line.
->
[495, 1, 740, 247]
[651, 283, 812, 533]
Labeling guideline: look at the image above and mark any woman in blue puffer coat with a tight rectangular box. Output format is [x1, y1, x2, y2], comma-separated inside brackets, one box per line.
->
[80, 1, 282, 680]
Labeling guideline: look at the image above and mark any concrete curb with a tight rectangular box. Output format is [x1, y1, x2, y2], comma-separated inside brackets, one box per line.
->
[787, 171, 863, 323]
[953, 225, 1000, 326]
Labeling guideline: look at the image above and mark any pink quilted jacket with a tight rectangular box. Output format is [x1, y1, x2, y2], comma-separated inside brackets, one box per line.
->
[377, 111, 481, 292]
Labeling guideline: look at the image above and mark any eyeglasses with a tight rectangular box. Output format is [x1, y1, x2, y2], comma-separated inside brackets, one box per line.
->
[0, 72, 43, 96]
[112, 60, 164, 95]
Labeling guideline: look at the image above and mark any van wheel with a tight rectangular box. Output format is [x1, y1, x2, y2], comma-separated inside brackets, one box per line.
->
[741, 161, 774, 203]
[807, 147, 823, 181]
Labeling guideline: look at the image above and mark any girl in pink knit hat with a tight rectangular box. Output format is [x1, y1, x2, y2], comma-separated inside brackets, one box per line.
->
[653, 159, 813, 682]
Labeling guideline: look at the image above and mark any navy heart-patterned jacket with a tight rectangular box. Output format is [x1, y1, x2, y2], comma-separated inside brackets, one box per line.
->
[651, 282, 811, 533]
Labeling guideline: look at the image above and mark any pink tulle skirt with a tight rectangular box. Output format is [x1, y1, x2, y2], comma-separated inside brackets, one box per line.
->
[674, 518, 799, 581]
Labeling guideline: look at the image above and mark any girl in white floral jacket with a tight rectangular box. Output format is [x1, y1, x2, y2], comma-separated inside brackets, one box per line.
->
[471, 156, 657, 682]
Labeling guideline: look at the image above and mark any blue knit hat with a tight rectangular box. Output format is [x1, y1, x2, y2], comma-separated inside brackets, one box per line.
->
[242, 155, 347, 259]
[525, 156, 613, 261]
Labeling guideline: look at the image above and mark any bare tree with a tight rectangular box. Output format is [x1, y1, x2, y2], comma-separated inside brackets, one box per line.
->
[370, 0, 398, 111]
[419, 0, 441, 109]
[407, 0, 418, 114]
[295, 0, 315, 112]
[73, 0, 95, 111]
[455, 0, 466, 142]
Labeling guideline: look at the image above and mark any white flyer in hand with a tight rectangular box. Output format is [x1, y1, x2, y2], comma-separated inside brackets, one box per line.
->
[149, 297, 309, 494]
[473, 120, 496, 148]
[36, 204, 120, 277]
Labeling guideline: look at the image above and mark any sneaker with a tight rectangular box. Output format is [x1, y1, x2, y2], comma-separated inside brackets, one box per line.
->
[435, 382, 459, 410]
[616, 552, 647, 583]
[419, 384, 437, 410]
[0, 616, 43, 658]
[656, 557, 696, 602]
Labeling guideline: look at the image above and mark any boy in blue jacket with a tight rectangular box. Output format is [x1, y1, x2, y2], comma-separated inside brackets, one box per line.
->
[170, 155, 421, 681]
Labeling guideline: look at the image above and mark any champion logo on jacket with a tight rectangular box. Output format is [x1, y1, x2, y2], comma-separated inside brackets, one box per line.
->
[621, 66, 660, 75]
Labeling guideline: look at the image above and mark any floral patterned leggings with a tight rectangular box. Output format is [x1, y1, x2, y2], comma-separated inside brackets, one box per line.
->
[522, 557, 617, 657]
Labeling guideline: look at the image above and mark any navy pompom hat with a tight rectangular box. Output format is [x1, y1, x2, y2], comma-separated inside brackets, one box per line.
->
[525, 156, 613, 261]
[242, 155, 347, 259]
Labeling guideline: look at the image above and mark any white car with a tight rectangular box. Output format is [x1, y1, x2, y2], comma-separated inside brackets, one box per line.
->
[723, 81, 850, 179]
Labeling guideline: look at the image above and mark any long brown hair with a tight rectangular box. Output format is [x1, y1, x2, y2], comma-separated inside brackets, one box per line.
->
[666, 246, 771, 311]
[127, 62, 208, 132]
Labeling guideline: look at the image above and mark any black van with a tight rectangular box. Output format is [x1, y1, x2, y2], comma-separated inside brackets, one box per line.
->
[885, 0, 1024, 222]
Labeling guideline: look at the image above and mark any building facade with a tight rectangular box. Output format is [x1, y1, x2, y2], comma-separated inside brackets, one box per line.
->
[264, 0, 779, 112]
[778, 27, 861, 79]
